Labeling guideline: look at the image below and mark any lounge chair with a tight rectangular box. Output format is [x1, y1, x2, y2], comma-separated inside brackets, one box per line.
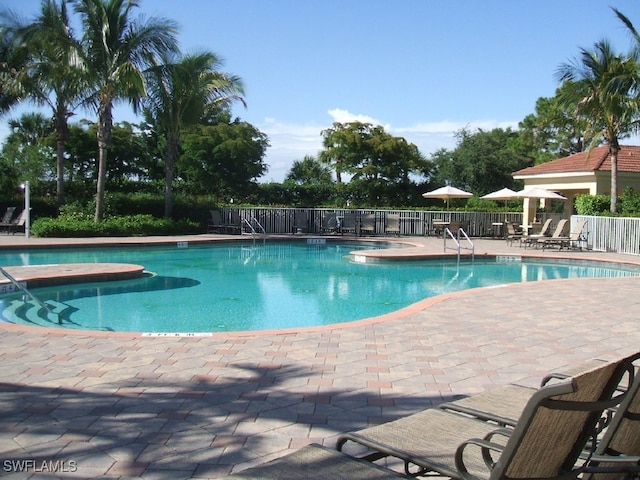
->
[0, 206, 16, 224]
[208, 209, 242, 234]
[291, 209, 308, 234]
[217, 443, 409, 479]
[384, 213, 400, 236]
[504, 222, 523, 246]
[208, 210, 227, 233]
[542, 219, 587, 251]
[340, 213, 357, 235]
[521, 218, 553, 248]
[536, 218, 569, 249]
[336, 354, 634, 479]
[0, 209, 26, 235]
[436, 357, 626, 428]
[321, 212, 339, 234]
[227, 210, 243, 234]
[359, 213, 375, 236]
[583, 356, 640, 478]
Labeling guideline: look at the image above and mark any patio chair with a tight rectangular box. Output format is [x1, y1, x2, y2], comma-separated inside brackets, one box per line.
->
[384, 213, 400, 236]
[521, 218, 553, 248]
[0, 209, 26, 235]
[321, 211, 339, 234]
[542, 219, 587, 251]
[336, 353, 634, 479]
[436, 356, 632, 429]
[504, 222, 523, 246]
[227, 210, 243, 234]
[340, 213, 357, 235]
[0, 206, 16, 224]
[217, 443, 409, 479]
[208, 210, 227, 233]
[582, 358, 640, 479]
[536, 218, 569, 249]
[291, 209, 308, 234]
[359, 213, 376, 236]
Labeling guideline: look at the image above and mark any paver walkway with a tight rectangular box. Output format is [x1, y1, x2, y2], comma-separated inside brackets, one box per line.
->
[1, 234, 639, 479]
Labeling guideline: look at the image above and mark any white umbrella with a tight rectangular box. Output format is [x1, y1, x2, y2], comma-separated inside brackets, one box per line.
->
[516, 187, 566, 200]
[422, 185, 473, 209]
[481, 187, 518, 201]
[517, 188, 566, 228]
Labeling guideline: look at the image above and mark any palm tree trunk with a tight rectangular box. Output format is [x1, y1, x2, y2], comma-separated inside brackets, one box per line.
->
[95, 103, 112, 222]
[56, 138, 65, 205]
[610, 143, 619, 214]
[54, 99, 69, 206]
[164, 132, 180, 219]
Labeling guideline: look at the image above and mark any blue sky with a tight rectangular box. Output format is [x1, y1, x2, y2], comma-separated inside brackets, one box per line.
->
[2, 0, 640, 182]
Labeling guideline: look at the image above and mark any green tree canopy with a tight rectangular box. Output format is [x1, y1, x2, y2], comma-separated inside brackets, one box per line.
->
[285, 155, 333, 185]
[429, 127, 530, 196]
[179, 120, 269, 202]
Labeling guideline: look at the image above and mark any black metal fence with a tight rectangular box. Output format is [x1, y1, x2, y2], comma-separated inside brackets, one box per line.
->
[217, 207, 541, 238]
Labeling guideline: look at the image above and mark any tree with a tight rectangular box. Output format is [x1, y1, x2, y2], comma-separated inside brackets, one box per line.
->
[179, 120, 269, 201]
[74, 0, 178, 221]
[140, 51, 245, 218]
[428, 128, 530, 196]
[0, 9, 30, 114]
[319, 122, 358, 183]
[12, 0, 85, 204]
[518, 83, 593, 163]
[556, 39, 640, 213]
[285, 155, 333, 185]
[1, 112, 55, 188]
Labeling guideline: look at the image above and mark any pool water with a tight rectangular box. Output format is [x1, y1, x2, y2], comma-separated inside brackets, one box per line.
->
[0, 241, 638, 333]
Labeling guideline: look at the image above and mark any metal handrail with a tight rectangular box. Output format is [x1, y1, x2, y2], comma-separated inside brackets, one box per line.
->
[242, 217, 266, 244]
[0, 267, 61, 324]
[443, 228, 475, 262]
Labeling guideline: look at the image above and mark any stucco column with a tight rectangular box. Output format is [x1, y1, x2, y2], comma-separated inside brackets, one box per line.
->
[522, 198, 537, 228]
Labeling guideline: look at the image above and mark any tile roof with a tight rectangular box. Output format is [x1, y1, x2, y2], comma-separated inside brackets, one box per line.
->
[514, 145, 640, 176]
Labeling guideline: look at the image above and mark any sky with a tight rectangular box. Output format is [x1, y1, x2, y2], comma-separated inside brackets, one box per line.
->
[2, 0, 640, 182]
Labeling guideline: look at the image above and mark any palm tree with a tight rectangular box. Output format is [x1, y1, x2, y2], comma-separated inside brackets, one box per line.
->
[73, 0, 178, 221]
[0, 9, 31, 115]
[13, 0, 86, 205]
[140, 51, 245, 218]
[556, 39, 640, 213]
[612, 8, 640, 53]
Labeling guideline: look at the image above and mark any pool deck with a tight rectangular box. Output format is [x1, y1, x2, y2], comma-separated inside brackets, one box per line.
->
[1, 233, 640, 479]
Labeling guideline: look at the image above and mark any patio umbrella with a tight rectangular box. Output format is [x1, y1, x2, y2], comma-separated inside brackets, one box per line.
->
[481, 187, 518, 201]
[516, 187, 566, 200]
[516, 188, 566, 228]
[422, 185, 473, 209]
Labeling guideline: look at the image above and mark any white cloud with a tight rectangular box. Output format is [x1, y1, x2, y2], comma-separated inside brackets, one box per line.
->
[256, 111, 522, 182]
[327, 108, 388, 128]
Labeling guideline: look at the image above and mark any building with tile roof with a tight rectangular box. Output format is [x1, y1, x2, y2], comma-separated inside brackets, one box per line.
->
[511, 145, 640, 226]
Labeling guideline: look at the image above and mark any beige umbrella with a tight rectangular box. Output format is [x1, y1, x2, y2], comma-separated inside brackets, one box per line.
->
[422, 185, 473, 209]
[516, 187, 566, 200]
[481, 187, 518, 202]
[516, 188, 566, 228]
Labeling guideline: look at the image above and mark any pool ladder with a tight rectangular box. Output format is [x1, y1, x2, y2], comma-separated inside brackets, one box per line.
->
[243, 216, 266, 244]
[444, 228, 475, 263]
[0, 267, 61, 324]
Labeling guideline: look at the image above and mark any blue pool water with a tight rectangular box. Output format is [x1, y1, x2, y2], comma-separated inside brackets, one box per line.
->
[0, 241, 638, 333]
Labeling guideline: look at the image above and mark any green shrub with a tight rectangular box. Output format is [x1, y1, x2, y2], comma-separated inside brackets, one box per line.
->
[31, 214, 201, 237]
[574, 194, 611, 216]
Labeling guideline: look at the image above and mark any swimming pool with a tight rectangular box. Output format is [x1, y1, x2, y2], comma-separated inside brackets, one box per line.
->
[0, 241, 638, 333]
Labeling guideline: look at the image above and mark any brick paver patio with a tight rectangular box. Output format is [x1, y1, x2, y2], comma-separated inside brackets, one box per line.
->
[1, 234, 639, 479]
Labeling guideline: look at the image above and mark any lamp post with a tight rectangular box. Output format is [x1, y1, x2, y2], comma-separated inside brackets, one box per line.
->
[20, 181, 30, 238]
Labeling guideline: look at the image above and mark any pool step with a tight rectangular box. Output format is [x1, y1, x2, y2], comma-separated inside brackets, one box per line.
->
[0, 298, 72, 327]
